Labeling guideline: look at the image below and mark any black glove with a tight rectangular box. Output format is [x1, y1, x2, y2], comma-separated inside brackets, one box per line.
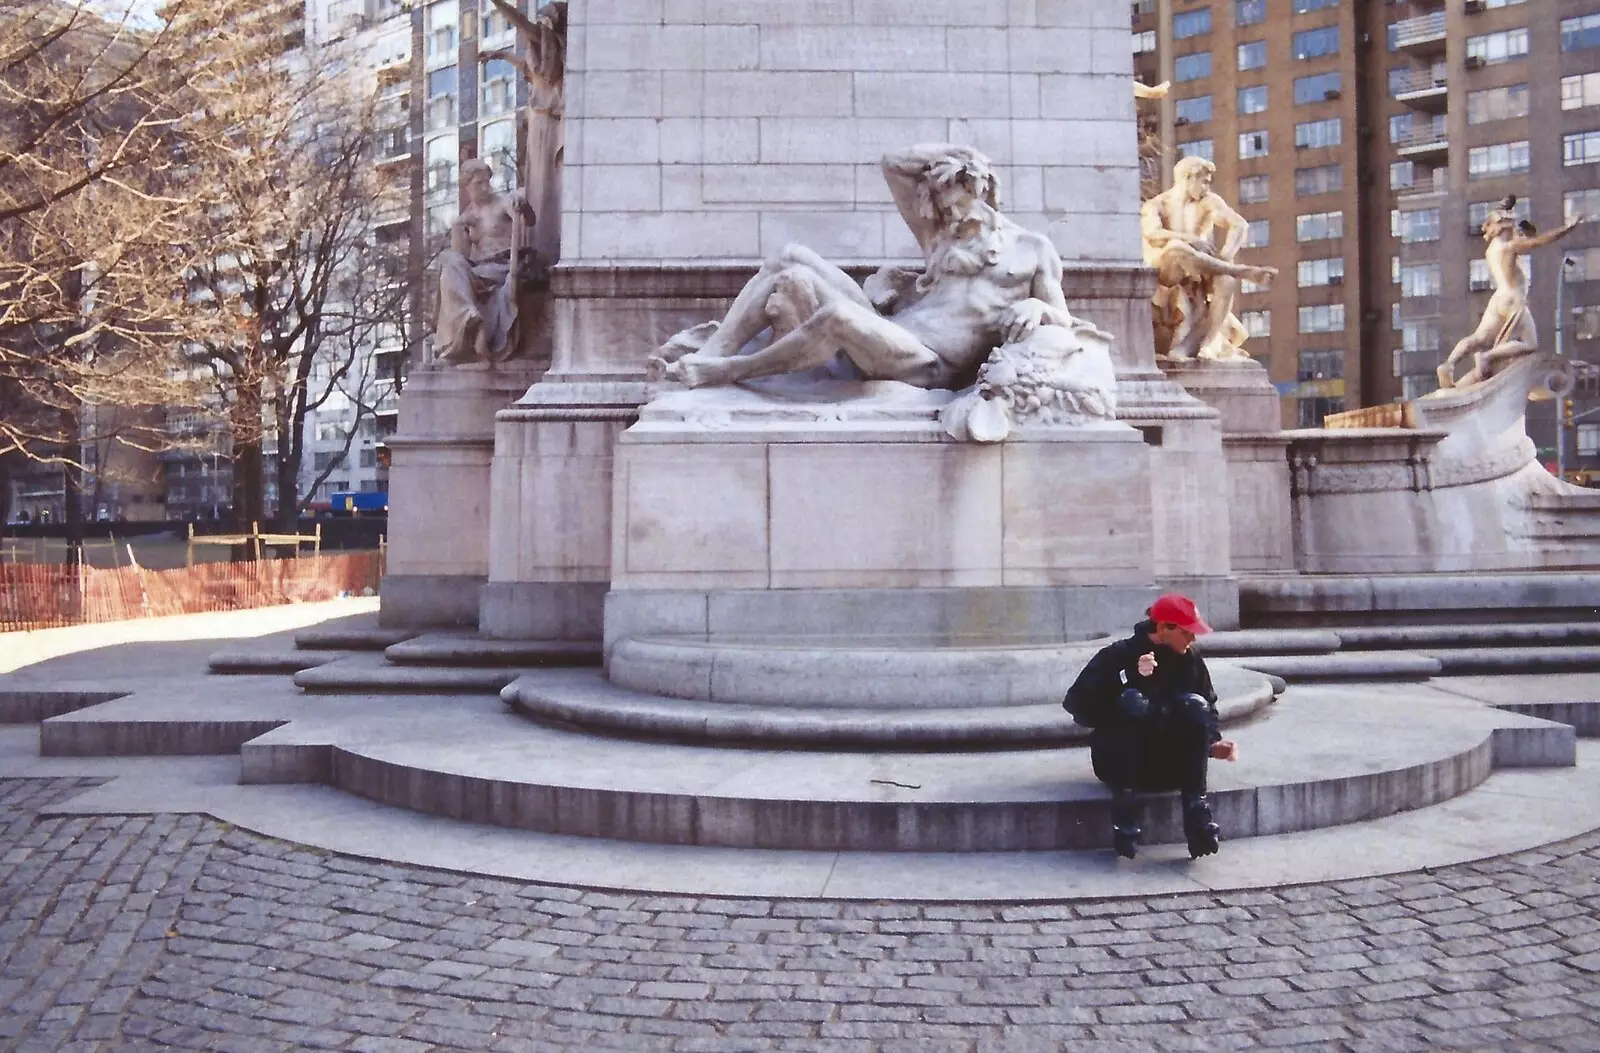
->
[1116, 688, 1150, 723]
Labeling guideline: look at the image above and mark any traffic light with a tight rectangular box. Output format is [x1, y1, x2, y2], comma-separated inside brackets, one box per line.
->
[1566, 399, 1575, 426]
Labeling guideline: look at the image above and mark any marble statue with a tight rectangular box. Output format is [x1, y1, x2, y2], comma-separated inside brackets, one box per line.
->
[1435, 198, 1587, 391]
[650, 144, 1115, 410]
[434, 159, 535, 364]
[1135, 81, 1168, 201]
[1134, 80, 1170, 101]
[483, 0, 566, 265]
[1141, 155, 1277, 362]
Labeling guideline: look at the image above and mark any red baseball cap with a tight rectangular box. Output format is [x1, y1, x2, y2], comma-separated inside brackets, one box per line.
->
[1149, 593, 1212, 635]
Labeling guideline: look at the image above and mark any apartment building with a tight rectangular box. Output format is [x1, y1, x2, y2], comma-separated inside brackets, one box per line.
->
[1135, 0, 1600, 482]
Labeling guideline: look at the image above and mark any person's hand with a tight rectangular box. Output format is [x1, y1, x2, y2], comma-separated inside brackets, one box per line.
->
[1136, 652, 1157, 678]
[999, 299, 1050, 345]
[1210, 740, 1238, 762]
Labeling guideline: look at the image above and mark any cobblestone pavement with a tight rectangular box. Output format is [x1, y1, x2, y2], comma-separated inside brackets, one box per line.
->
[6, 778, 1600, 1053]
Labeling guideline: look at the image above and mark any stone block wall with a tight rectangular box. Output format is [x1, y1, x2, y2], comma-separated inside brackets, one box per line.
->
[564, 0, 1141, 264]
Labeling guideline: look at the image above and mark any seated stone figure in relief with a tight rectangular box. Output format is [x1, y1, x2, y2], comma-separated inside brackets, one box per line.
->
[1435, 198, 1587, 391]
[1140, 155, 1277, 362]
[649, 144, 1107, 395]
[434, 159, 536, 365]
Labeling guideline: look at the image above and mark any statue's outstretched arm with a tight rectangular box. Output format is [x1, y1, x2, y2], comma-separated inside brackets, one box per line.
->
[1511, 215, 1586, 254]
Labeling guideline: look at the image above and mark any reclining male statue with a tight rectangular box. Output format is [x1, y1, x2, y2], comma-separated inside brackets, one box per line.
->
[650, 144, 1111, 405]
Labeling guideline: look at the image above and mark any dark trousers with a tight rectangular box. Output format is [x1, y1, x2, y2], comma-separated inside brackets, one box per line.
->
[1089, 693, 1212, 798]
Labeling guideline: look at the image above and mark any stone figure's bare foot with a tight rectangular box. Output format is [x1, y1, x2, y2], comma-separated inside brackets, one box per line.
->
[1436, 363, 1456, 390]
[665, 353, 736, 389]
[440, 311, 483, 363]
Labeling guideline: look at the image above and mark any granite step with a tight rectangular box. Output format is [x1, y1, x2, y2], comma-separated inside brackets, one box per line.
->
[1425, 646, 1600, 675]
[1240, 573, 1600, 629]
[1198, 629, 1342, 657]
[503, 665, 1280, 751]
[295, 626, 417, 652]
[1336, 624, 1600, 651]
[293, 658, 525, 695]
[1235, 652, 1442, 681]
[237, 686, 1575, 853]
[209, 651, 338, 675]
[385, 634, 601, 668]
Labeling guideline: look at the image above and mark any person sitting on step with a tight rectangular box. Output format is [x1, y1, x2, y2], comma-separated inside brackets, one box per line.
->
[1063, 594, 1239, 860]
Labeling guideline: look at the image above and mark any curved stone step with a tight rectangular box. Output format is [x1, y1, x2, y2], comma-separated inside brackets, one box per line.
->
[1336, 623, 1600, 651]
[208, 651, 335, 675]
[293, 658, 523, 695]
[503, 665, 1279, 750]
[1425, 646, 1600, 675]
[1197, 629, 1342, 657]
[295, 626, 417, 652]
[608, 633, 1110, 709]
[282, 688, 1573, 852]
[1236, 651, 1442, 681]
[385, 634, 601, 668]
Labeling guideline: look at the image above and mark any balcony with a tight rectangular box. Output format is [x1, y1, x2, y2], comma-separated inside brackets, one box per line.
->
[1395, 127, 1449, 161]
[1392, 12, 1447, 54]
[375, 127, 411, 168]
[1398, 167, 1449, 203]
[1394, 67, 1448, 110]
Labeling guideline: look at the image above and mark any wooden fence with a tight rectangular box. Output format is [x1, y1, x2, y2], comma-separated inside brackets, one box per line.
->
[0, 552, 384, 632]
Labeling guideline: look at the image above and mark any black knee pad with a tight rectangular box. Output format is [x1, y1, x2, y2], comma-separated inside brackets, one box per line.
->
[1175, 693, 1212, 728]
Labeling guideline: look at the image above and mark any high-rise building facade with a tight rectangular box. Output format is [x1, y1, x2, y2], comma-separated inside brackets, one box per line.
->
[1135, 0, 1600, 482]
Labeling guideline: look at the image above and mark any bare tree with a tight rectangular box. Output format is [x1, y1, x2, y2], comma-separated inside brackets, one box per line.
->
[178, 38, 406, 533]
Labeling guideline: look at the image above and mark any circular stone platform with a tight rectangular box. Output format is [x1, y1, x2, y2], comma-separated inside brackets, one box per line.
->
[607, 632, 1112, 709]
[285, 676, 1577, 853]
[504, 663, 1278, 750]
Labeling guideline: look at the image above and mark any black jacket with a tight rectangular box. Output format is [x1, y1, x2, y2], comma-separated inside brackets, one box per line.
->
[1064, 620, 1220, 741]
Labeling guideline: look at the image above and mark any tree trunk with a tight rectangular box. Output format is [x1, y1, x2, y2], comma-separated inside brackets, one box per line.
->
[60, 408, 84, 568]
[276, 432, 298, 533]
[230, 375, 266, 555]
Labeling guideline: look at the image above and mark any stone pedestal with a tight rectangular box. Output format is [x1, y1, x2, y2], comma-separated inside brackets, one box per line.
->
[603, 389, 1157, 651]
[1161, 358, 1294, 574]
[381, 362, 546, 628]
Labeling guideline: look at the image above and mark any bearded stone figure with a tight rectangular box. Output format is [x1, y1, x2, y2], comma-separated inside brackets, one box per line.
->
[650, 144, 1111, 404]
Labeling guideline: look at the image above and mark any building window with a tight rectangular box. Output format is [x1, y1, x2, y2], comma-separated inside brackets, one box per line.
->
[481, 0, 516, 44]
[480, 118, 517, 192]
[1134, 29, 1156, 54]
[425, 134, 457, 198]
[1564, 73, 1600, 111]
[1174, 8, 1212, 38]
[425, 0, 457, 65]
[1467, 84, 1529, 125]
[1470, 196, 1530, 234]
[426, 66, 458, 131]
[1296, 210, 1344, 243]
[1295, 117, 1342, 149]
[1479, 0, 1528, 6]
[1390, 161, 1415, 189]
[1247, 219, 1270, 247]
[1400, 263, 1442, 298]
[1577, 305, 1600, 341]
[1387, 67, 1410, 97]
[481, 58, 517, 118]
[1176, 95, 1213, 123]
[1294, 164, 1342, 197]
[1403, 320, 1441, 353]
[1467, 141, 1529, 180]
[1568, 189, 1600, 222]
[1179, 138, 1214, 162]
[1297, 257, 1345, 287]
[1292, 26, 1340, 61]
[1238, 41, 1267, 71]
[1561, 247, 1600, 283]
[1238, 84, 1268, 114]
[1239, 174, 1270, 204]
[1298, 398, 1345, 428]
[1298, 304, 1346, 334]
[1293, 0, 1338, 11]
[1175, 52, 1212, 81]
[1466, 29, 1529, 66]
[1239, 130, 1269, 159]
[1293, 71, 1341, 105]
[1239, 275, 1271, 294]
[1241, 310, 1271, 338]
[1579, 424, 1600, 457]
[1297, 348, 1343, 382]
[1565, 130, 1600, 167]
[1563, 14, 1600, 52]
[1469, 258, 1494, 291]
[1235, 0, 1265, 27]
[1397, 208, 1440, 243]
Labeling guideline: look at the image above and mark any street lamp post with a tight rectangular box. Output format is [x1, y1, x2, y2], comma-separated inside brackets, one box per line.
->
[1557, 255, 1577, 482]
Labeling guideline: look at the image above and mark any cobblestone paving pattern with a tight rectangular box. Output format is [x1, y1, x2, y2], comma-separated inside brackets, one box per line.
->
[6, 778, 1600, 1052]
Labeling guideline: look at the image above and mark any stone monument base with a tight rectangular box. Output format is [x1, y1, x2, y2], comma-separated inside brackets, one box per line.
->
[381, 361, 546, 628]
